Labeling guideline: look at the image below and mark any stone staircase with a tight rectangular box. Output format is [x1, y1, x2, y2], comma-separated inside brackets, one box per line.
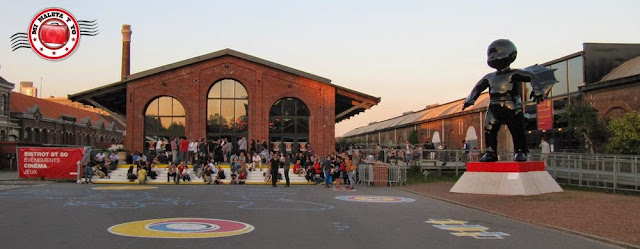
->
[86, 164, 312, 185]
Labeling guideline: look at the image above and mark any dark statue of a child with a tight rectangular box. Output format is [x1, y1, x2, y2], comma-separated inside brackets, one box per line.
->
[462, 39, 556, 162]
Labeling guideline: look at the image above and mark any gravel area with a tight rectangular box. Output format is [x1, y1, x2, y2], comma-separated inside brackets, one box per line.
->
[402, 182, 640, 248]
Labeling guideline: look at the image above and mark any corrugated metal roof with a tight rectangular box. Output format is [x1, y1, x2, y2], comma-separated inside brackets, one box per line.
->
[600, 56, 640, 82]
[343, 92, 490, 137]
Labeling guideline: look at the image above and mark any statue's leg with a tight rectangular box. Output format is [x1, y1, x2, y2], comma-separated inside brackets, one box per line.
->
[506, 110, 528, 161]
[481, 108, 500, 162]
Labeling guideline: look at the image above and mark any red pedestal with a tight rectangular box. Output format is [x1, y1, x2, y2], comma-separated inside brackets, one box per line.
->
[466, 161, 545, 172]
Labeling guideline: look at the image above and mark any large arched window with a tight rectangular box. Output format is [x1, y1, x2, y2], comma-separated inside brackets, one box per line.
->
[144, 96, 186, 145]
[269, 98, 309, 153]
[207, 79, 248, 146]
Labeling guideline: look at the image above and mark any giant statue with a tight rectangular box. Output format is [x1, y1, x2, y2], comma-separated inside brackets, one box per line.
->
[462, 39, 556, 162]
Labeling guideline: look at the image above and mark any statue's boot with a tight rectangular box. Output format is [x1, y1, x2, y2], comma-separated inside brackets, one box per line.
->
[479, 152, 498, 162]
[514, 152, 527, 162]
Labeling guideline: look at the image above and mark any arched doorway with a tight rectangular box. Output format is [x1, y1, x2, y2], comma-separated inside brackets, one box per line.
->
[269, 97, 309, 154]
[432, 131, 441, 147]
[206, 79, 248, 151]
[144, 96, 186, 149]
[465, 126, 478, 149]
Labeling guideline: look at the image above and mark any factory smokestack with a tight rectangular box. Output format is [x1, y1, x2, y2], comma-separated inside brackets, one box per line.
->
[121, 24, 132, 81]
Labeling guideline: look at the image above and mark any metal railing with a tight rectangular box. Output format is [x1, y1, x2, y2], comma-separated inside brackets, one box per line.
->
[348, 149, 640, 192]
[356, 163, 407, 186]
[351, 149, 470, 177]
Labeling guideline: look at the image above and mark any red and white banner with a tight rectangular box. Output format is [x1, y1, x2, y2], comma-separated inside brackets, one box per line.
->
[18, 147, 85, 180]
[537, 99, 554, 131]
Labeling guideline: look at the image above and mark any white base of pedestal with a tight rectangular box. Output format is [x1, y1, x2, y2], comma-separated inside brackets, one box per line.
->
[450, 171, 563, 195]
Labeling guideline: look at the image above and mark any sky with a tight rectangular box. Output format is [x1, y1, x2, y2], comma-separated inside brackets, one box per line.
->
[1, 0, 639, 137]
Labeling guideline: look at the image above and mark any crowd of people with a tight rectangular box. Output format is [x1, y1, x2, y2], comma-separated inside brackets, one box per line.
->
[82, 136, 361, 189]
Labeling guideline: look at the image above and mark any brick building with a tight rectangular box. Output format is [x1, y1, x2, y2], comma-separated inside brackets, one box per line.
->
[343, 43, 640, 153]
[0, 76, 125, 169]
[581, 56, 640, 120]
[71, 41, 379, 156]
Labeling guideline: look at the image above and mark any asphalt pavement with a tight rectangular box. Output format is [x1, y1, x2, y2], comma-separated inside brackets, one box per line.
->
[0, 183, 620, 249]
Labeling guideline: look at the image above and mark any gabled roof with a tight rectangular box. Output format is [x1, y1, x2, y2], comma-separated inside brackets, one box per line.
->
[0, 75, 15, 88]
[10, 92, 124, 130]
[69, 48, 380, 122]
[343, 93, 489, 137]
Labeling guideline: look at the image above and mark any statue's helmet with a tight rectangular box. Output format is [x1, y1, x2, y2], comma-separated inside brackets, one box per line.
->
[487, 39, 517, 69]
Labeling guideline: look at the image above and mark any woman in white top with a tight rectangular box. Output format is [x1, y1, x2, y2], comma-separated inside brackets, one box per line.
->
[252, 152, 262, 171]
[155, 140, 163, 154]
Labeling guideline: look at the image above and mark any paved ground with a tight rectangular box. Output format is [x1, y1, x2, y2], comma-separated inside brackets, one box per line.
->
[403, 182, 640, 248]
[0, 183, 619, 249]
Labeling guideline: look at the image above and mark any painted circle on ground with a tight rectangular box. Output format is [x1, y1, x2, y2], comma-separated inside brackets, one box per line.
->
[108, 218, 254, 238]
[92, 186, 158, 190]
[335, 195, 415, 203]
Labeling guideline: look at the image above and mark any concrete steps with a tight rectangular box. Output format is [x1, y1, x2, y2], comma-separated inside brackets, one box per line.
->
[87, 164, 312, 185]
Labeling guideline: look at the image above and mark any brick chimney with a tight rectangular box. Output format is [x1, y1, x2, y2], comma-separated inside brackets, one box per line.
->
[121, 24, 132, 81]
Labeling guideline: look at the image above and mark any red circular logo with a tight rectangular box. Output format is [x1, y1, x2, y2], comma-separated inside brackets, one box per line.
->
[28, 8, 80, 60]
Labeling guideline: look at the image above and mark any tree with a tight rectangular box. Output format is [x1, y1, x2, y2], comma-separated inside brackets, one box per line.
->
[559, 101, 608, 153]
[605, 111, 640, 155]
[408, 130, 418, 145]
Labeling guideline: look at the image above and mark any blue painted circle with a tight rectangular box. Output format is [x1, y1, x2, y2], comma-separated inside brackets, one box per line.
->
[147, 222, 220, 233]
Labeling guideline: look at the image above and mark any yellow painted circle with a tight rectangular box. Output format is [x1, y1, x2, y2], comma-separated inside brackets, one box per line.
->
[108, 218, 254, 238]
[92, 186, 158, 190]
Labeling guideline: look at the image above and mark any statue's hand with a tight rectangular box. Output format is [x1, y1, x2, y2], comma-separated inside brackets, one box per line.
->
[462, 102, 472, 111]
[530, 92, 545, 104]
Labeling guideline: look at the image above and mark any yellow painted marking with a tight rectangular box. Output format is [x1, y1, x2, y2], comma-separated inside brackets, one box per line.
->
[108, 218, 253, 238]
[426, 219, 467, 225]
[451, 232, 483, 237]
[92, 186, 158, 190]
[441, 226, 488, 232]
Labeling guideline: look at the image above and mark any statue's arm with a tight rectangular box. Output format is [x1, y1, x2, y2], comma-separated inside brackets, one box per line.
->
[518, 66, 558, 103]
[462, 77, 489, 110]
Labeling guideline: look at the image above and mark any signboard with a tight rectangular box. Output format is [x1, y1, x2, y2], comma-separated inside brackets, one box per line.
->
[537, 99, 554, 130]
[18, 147, 85, 179]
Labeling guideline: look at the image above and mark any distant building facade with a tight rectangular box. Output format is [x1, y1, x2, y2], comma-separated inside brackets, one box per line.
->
[19, 81, 37, 97]
[0, 76, 125, 170]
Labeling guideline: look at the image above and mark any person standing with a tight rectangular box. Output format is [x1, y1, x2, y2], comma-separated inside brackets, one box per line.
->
[462, 140, 470, 162]
[283, 153, 291, 187]
[323, 155, 333, 188]
[188, 139, 197, 165]
[155, 139, 164, 155]
[171, 138, 178, 163]
[250, 139, 257, 155]
[540, 137, 551, 164]
[82, 160, 92, 184]
[238, 136, 247, 155]
[261, 139, 268, 152]
[346, 156, 356, 189]
[179, 138, 189, 163]
[270, 153, 280, 187]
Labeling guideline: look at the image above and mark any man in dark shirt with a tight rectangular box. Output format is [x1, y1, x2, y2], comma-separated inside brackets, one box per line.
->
[270, 155, 280, 187]
[323, 155, 333, 188]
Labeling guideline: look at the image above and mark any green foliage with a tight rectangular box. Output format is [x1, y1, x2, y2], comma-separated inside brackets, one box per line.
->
[407, 166, 428, 184]
[559, 101, 608, 153]
[605, 111, 640, 155]
[408, 130, 419, 145]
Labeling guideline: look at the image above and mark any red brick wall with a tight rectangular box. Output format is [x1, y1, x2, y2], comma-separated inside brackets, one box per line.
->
[125, 55, 336, 157]
[417, 111, 486, 150]
[584, 81, 640, 119]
